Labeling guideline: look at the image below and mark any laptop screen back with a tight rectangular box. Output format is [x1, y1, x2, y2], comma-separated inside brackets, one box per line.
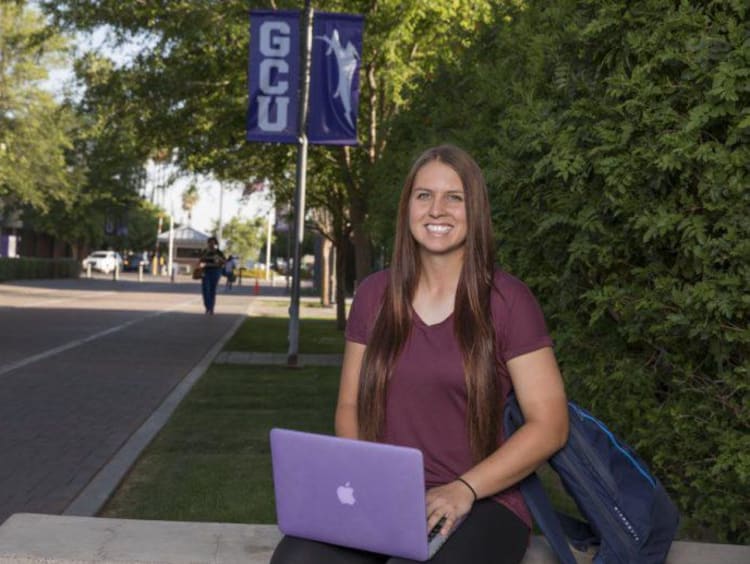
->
[270, 428, 431, 560]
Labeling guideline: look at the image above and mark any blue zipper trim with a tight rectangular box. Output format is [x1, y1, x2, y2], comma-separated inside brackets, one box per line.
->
[555, 430, 640, 550]
[570, 403, 656, 488]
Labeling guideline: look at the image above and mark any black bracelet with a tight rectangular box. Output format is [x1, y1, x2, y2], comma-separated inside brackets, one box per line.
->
[456, 477, 478, 502]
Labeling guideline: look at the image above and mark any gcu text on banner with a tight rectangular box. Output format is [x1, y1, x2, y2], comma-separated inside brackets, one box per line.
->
[247, 11, 301, 144]
[308, 12, 364, 145]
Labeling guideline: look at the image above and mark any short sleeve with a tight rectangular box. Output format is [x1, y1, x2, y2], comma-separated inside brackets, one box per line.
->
[345, 270, 389, 344]
[493, 272, 554, 362]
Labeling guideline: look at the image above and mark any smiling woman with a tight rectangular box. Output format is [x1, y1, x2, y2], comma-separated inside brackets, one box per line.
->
[271, 145, 569, 564]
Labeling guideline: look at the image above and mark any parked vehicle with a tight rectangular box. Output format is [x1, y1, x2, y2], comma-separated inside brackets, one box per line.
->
[81, 251, 123, 274]
[123, 253, 149, 272]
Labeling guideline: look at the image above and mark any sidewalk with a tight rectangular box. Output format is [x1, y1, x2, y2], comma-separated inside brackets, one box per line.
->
[215, 351, 343, 366]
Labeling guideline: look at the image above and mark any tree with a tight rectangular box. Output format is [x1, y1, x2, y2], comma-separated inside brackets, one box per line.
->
[34, 50, 155, 252]
[39, 0, 498, 326]
[0, 1, 75, 214]
[377, 0, 750, 543]
[0, 2, 168, 258]
[120, 198, 162, 252]
[215, 216, 265, 266]
[181, 184, 199, 226]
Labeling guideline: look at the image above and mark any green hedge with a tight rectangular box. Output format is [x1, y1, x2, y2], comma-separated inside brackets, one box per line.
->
[375, 0, 749, 544]
[0, 257, 80, 282]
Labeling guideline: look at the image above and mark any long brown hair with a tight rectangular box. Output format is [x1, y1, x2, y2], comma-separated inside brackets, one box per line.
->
[357, 145, 500, 462]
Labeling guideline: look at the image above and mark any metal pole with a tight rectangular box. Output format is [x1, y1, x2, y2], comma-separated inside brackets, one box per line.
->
[288, 0, 314, 366]
[217, 182, 225, 244]
[285, 226, 291, 292]
[265, 207, 274, 280]
[153, 215, 162, 275]
[168, 213, 175, 282]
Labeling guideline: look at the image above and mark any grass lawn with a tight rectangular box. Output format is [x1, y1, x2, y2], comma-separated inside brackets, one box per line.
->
[224, 316, 344, 354]
[102, 305, 579, 527]
[102, 363, 580, 526]
[101, 364, 340, 523]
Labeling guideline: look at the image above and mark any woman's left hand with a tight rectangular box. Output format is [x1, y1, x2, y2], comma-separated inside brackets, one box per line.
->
[425, 480, 475, 537]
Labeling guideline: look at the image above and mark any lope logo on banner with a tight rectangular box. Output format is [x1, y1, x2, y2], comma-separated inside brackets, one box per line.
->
[247, 10, 363, 146]
[246, 11, 301, 144]
[308, 12, 363, 145]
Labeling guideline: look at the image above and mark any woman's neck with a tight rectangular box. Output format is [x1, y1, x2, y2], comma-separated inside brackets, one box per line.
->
[412, 252, 463, 325]
[417, 250, 463, 293]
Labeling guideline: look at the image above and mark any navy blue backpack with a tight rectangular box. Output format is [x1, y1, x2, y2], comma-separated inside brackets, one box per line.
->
[503, 394, 680, 564]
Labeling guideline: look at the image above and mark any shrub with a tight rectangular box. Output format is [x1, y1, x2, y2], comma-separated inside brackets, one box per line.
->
[376, 0, 749, 543]
[0, 257, 80, 282]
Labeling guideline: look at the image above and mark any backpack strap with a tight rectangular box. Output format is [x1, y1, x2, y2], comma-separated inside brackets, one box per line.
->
[556, 512, 598, 552]
[504, 394, 578, 564]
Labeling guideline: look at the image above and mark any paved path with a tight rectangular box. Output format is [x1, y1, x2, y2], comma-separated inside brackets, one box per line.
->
[215, 351, 343, 366]
[0, 274, 293, 524]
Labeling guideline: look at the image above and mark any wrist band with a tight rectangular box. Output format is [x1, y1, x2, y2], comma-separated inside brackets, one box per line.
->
[456, 477, 477, 502]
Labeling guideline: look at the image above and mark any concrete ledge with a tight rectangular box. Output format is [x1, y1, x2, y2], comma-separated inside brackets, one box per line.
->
[0, 514, 279, 564]
[1, 513, 749, 564]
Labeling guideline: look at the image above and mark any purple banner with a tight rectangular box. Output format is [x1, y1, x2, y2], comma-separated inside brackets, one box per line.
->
[308, 12, 364, 146]
[247, 10, 301, 144]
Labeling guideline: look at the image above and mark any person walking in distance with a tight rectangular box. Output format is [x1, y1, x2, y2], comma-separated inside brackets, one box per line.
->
[198, 236, 226, 314]
[223, 254, 238, 291]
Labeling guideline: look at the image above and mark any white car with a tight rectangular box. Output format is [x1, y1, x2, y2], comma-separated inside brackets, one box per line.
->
[82, 251, 124, 274]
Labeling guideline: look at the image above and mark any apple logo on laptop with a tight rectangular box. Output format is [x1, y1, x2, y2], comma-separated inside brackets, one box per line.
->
[336, 482, 356, 505]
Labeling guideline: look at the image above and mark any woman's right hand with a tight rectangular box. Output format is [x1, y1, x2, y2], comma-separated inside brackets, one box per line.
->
[425, 480, 476, 536]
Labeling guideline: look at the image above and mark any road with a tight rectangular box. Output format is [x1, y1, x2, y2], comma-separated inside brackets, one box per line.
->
[0, 273, 271, 524]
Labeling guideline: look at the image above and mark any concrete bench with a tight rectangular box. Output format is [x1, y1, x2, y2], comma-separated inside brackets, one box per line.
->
[1, 513, 749, 564]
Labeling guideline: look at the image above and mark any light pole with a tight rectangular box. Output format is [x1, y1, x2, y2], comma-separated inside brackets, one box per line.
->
[287, 0, 314, 366]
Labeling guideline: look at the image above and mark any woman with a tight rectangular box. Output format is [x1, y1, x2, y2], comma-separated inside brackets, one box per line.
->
[271, 145, 568, 563]
[198, 236, 225, 314]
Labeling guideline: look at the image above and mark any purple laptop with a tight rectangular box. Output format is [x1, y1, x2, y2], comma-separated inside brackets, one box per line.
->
[270, 428, 454, 561]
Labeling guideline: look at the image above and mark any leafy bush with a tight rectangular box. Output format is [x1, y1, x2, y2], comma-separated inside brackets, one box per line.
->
[236, 267, 269, 281]
[376, 0, 749, 543]
[0, 257, 80, 281]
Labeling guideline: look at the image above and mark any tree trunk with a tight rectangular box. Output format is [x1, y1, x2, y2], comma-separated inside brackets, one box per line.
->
[320, 236, 332, 307]
[350, 193, 372, 284]
[335, 232, 347, 331]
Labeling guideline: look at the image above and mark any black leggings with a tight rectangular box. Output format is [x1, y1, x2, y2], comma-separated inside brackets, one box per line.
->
[269, 500, 529, 564]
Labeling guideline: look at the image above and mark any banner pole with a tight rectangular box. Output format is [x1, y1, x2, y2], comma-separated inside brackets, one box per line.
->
[288, 0, 314, 366]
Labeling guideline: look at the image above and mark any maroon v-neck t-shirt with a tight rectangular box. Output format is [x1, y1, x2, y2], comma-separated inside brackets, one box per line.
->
[345, 269, 554, 528]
